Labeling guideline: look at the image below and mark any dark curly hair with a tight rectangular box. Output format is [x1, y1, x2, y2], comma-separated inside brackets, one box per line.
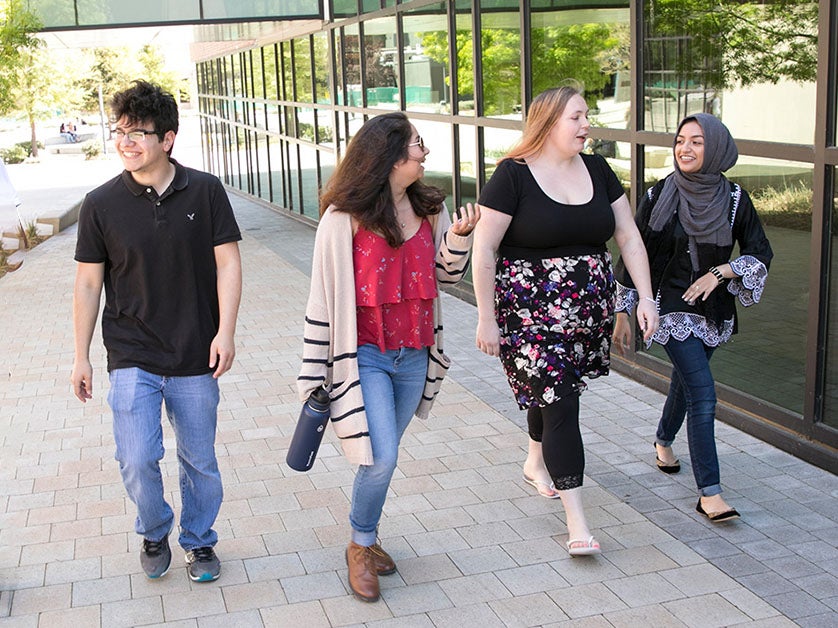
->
[110, 80, 179, 149]
[319, 112, 445, 248]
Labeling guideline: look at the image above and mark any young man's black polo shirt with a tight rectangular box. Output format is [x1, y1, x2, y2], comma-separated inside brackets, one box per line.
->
[75, 159, 241, 376]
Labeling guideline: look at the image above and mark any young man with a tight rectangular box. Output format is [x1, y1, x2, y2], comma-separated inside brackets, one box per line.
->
[71, 81, 242, 582]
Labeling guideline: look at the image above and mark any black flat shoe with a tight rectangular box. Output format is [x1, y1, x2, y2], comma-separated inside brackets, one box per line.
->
[696, 498, 740, 522]
[654, 443, 680, 474]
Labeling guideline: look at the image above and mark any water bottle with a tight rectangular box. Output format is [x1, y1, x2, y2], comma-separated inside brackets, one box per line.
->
[286, 386, 331, 471]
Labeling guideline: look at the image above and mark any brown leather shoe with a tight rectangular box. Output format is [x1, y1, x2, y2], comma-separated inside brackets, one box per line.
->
[346, 541, 380, 602]
[369, 542, 396, 575]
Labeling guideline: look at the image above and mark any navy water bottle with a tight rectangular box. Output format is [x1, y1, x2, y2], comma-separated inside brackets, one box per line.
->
[286, 386, 331, 471]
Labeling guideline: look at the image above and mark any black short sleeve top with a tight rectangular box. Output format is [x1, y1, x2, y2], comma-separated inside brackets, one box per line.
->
[74, 159, 242, 376]
[478, 153, 624, 260]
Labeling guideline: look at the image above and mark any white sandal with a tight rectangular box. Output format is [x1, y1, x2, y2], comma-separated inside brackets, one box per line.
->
[566, 536, 601, 557]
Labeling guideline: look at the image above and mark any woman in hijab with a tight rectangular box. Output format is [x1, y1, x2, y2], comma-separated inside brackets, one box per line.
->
[613, 113, 773, 522]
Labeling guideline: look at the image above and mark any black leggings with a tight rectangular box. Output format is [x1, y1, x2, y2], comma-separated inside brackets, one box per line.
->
[527, 393, 584, 490]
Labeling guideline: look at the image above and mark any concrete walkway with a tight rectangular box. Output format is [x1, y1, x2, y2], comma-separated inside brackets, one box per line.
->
[0, 152, 836, 627]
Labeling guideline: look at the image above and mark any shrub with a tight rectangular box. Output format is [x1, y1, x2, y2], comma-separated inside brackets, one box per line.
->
[1, 145, 28, 164]
[751, 184, 812, 231]
[82, 142, 101, 160]
[14, 140, 43, 154]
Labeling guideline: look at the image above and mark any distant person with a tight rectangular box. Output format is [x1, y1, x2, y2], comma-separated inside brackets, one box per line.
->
[473, 85, 658, 556]
[60, 121, 78, 143]
[613, 113, 772, 522]
[71, 80, 242, 582]
[298, 112, 477, 602]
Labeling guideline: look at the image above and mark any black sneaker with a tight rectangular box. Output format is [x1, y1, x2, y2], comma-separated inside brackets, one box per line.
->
[140, 535, 171, 579]
[185, 546, 221, 582]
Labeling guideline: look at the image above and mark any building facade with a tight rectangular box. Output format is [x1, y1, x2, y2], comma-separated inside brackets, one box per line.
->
[187, 0, 837, 472]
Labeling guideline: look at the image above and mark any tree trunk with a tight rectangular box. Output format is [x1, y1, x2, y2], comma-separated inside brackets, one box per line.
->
[29, 115, 38, 158]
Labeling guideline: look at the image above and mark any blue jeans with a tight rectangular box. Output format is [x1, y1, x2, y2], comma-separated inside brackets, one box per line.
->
[656, 336, 721, 496]
[350, 344, 428, 546]
[108, 367, 223, 550]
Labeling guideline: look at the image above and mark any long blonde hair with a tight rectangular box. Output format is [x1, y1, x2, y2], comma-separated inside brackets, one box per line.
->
[502, 84, 582, 163]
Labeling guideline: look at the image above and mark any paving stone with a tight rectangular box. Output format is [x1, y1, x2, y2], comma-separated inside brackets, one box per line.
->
[489, 592, 568, 626]
[0, 159, 836, 627]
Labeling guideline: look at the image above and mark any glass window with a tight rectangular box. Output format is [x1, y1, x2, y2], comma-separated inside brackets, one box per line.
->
[341, 25, 362, 107]
[415, 119, 453, 201]
[316, 111, 335, 147]
[202, 0, 320, 19]
[68, 1, 199, 26]
[458, 124, 477, 208]
[644, 0, 817, 142]
[364, 18, 400, 109]
[294, 38, 313, 104]
[403, 3, 450, 114]
[263, 45, 279, 101]
[453, 2, 475, 115]
[480, 0, 521, 118]
[299, 144, 320, 220]
[483, 126, 522, 184]
[823, 169, 838, 427]
[280, 42, 294, 100]
[332, 0, 357, 18]
[531, 3, 630, 130]
[269, 139, 287, 207]
[640, 152, 811, 416]
[313, 32, 331, 105]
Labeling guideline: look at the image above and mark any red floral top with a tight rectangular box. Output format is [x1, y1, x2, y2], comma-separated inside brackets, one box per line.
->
[354, 219, 438, 351]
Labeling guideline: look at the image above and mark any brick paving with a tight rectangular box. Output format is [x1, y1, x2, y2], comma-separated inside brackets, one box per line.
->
[0, 150, 836, 627]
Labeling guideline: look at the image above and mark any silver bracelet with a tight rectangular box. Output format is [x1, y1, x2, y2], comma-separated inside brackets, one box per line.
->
[642, 296, 656, 304]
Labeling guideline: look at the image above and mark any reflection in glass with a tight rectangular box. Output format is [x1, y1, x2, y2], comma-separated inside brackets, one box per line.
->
[414, 119, 453, 201]
[824, 170, 838, 427]
[644, 0, 817, 142]
[342, 25, 361, 107]
[480, 1, 521, 117]
[403, 4, 450, 114]
[641, 152, 811, 415]
[299, 145, 320, 219]
[364, 18, 400, 109]
[483, 126, 521, 184]
[531, 4, 630, 130]
[333, 0, 357, 19]
[295, 37, 313, 104]
[269, 139, 287, 208]
[313, 32, 331, 104]
[454, 6, 475, 115]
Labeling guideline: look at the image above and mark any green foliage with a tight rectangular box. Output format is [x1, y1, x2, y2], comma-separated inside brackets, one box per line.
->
[0, 143, 27, 163]
[648, 0, 818, 88]
[532, 23, 620, 108]
[0, 0, 43, 115]
[14, 139, 41, 153]
[82, 141, 101, 160]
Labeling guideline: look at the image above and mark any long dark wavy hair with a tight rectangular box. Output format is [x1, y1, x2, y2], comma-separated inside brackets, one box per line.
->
[319, 112, 445, 247]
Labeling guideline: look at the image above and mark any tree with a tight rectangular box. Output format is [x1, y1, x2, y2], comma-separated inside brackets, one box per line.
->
[532, 23, 621, 108]
[78, 47, 137, 112]
[0, 0, 43, 115]
[11, 46, 83, 157]
[648, 0, 818, 88]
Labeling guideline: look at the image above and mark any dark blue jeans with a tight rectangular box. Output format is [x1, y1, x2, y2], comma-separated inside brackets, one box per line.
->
[656, 336, 721, 496]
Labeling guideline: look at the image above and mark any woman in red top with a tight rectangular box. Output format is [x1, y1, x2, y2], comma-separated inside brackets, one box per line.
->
[310, 112, 479, 602]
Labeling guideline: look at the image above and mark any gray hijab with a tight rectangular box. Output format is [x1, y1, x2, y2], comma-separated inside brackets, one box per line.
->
[649, 113, 738, 270]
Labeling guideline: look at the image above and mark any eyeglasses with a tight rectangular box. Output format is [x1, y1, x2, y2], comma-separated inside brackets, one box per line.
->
[112, 129, 158, 142]
[407, 136, 425, 150]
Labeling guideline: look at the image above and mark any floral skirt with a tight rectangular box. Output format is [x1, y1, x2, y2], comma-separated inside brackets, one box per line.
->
[495, 253, 615, 409]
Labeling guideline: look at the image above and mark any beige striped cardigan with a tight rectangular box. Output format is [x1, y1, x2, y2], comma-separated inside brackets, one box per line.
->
[297, 204, 473, 465]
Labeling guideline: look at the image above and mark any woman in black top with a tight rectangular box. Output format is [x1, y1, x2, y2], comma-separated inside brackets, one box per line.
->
[614, 113, 772, 522]
[474, 85, 658, 555]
